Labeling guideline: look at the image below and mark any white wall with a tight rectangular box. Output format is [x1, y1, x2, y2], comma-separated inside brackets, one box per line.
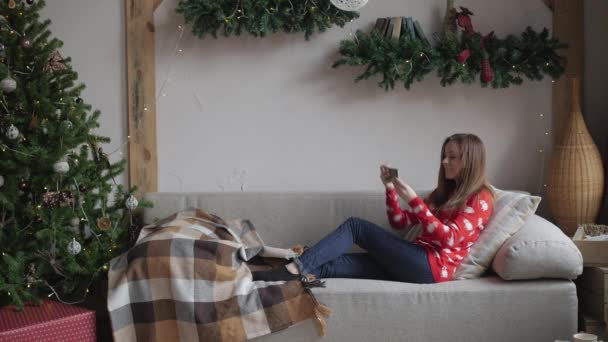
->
[43, 0, 554, 197]
[154, 0, 552, 194]
[41, 0, 128, 185]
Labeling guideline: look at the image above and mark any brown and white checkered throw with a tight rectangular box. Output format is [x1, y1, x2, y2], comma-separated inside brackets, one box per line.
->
[107, 208, 330, 341]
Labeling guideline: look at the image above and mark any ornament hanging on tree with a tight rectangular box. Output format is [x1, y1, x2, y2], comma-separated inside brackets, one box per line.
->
[0, 175, 4, 187]
[70, 217, 80, 227]
[53, 160, 70, 174]
[6, 124, 19, 139]
[54, 108, 62, 119]
[26, 0, 35, 5]
[20, 37, 33, 49]
[78, 184, 88, 193]
[76, 97, 83, 104]
[125, 195, 138, 210]
[67, 238, 81, 255]
[28, 116, 39, 130]
[44, 50, 67, 72]
[8, 0, 16, 9]
[42, 191, 74, 208]
[96, 217, 111, 231]
[1, 76, 17, 93]
[62, 120, 72, 129]
[329, 0, 368, 11]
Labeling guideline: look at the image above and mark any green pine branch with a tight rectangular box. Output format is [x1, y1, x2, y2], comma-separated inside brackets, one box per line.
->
[333, 26, 566, 89]
[176, 0, 360, 40]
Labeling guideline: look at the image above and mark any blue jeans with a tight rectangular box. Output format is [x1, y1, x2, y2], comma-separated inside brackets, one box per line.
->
[293, 217, 434, 284]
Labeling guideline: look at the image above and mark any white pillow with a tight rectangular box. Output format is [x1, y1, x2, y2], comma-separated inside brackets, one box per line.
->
[453, 187, 541, 280]
[491, 214, 583, 280]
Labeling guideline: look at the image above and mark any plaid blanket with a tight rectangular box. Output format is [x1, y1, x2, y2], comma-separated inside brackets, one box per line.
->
[107, 208, 330, 341]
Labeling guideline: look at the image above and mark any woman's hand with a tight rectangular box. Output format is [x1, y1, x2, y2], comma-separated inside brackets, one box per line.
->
[393, 177, 418, 202]
[379, 165, 394, 187]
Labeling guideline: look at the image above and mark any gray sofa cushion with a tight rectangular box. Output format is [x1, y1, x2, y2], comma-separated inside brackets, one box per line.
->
[492, 214, 583, 280]
[255, 276, 577, 342]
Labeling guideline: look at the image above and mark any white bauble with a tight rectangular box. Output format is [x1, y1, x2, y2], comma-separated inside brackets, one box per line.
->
[54, 109, 62, 119]
[0, 175, 3, 187]
[53, 161, 69, 174]
[70, 217, 80, 226]
[125, 195, 138, 210]
[67, 238, 82, 255]
[6, 124, 19, 139]
[62, 120, 72, 129]
[329, 0, 368, 11]
[1, 77, 16, 93]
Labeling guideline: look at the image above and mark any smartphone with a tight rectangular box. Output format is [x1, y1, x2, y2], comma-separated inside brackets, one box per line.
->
[387, 167, 399, 179]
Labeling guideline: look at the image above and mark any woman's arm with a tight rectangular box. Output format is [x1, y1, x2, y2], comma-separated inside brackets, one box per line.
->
[407, 190, 493, 246]
[386, 184, 420, 230]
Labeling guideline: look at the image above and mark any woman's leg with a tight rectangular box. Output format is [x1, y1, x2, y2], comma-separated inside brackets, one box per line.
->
[294, 217, 434, 284]
[311, 253, 394, 280]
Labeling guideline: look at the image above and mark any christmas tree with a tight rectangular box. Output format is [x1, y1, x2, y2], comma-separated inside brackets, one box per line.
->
[0, 0, 140, 310]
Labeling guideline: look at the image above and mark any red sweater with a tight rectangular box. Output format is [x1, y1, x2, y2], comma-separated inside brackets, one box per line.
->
[385, 187, 494, 283]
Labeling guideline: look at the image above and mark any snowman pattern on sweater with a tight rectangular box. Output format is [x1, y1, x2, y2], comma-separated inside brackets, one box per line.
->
[385, 188, 494, 283]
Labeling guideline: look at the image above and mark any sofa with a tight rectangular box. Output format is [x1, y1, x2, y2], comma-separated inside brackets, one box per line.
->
[142, 191, 581, 342]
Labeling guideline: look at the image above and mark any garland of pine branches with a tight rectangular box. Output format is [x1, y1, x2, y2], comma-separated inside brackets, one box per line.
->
[333, 27, 566, 89]
[176, 0, 359, 40]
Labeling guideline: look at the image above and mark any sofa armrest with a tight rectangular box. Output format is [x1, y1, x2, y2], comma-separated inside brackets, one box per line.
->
[491, 214, 583, 280]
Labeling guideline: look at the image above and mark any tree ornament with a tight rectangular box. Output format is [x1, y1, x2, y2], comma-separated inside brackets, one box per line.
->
[67, 238, 81, 255]
[20, 37, 33, 49]
[28, 116, 39, 130]
[8, 0, 16, 9]
[53, 160, 70, 174]
[6, 124, 19, 139]
[70, 217, 80, 227]
[62, 120, 72, 129]
[76, 97, 83, 104]
[44, 50, 67, 72]
[54, 108, 62, 119]
[78, 184, 88, 193]
[329, 0, 368, 11]
[42, 191, 74, 208]
[0, 43, 5, 54]
[456, 7, 474, 39]
[1, 77, 16, 93]
[26, 0, 34, 4]
[125, 195, 138, 210]
[96, 216, 111, 231]
[0, 175, 3, 187]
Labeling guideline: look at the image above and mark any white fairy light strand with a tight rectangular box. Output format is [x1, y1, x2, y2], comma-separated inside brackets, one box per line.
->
[157, 24, 186, 100]
[537, 112, 550, 196]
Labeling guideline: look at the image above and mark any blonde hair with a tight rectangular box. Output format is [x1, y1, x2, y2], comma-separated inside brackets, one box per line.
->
[428, 133, 493, 212]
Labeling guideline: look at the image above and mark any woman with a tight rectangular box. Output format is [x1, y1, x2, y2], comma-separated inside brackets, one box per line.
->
[252, 133, 494, 284]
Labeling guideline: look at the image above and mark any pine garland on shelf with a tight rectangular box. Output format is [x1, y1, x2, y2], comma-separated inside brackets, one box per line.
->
[333, 11, 566, 90]
[176, 0, 360, 40]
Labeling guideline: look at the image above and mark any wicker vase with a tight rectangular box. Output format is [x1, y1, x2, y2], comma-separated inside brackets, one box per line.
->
[546, 78, 605, 236]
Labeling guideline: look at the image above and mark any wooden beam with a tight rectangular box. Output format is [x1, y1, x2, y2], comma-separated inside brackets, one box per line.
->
[125, 0, 159, 195]
[552, 0, 584, 145]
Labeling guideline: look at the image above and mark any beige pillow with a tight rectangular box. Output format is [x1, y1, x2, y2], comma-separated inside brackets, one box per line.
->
[491, 214, 583, 280]
[453, 187, 541, 280]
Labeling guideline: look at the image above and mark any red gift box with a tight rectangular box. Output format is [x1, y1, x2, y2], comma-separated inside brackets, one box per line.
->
[0, 300, 95, 342]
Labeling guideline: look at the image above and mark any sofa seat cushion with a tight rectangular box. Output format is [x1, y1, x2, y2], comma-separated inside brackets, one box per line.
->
[256, 276, 577, 342]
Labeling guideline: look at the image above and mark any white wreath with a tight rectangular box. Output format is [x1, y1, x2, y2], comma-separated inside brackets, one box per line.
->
[330, 0, 369, 12]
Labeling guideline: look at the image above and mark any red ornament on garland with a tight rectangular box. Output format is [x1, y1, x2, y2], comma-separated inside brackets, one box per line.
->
[456, 48, 471, 63]
[481, 51, 494, 83]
